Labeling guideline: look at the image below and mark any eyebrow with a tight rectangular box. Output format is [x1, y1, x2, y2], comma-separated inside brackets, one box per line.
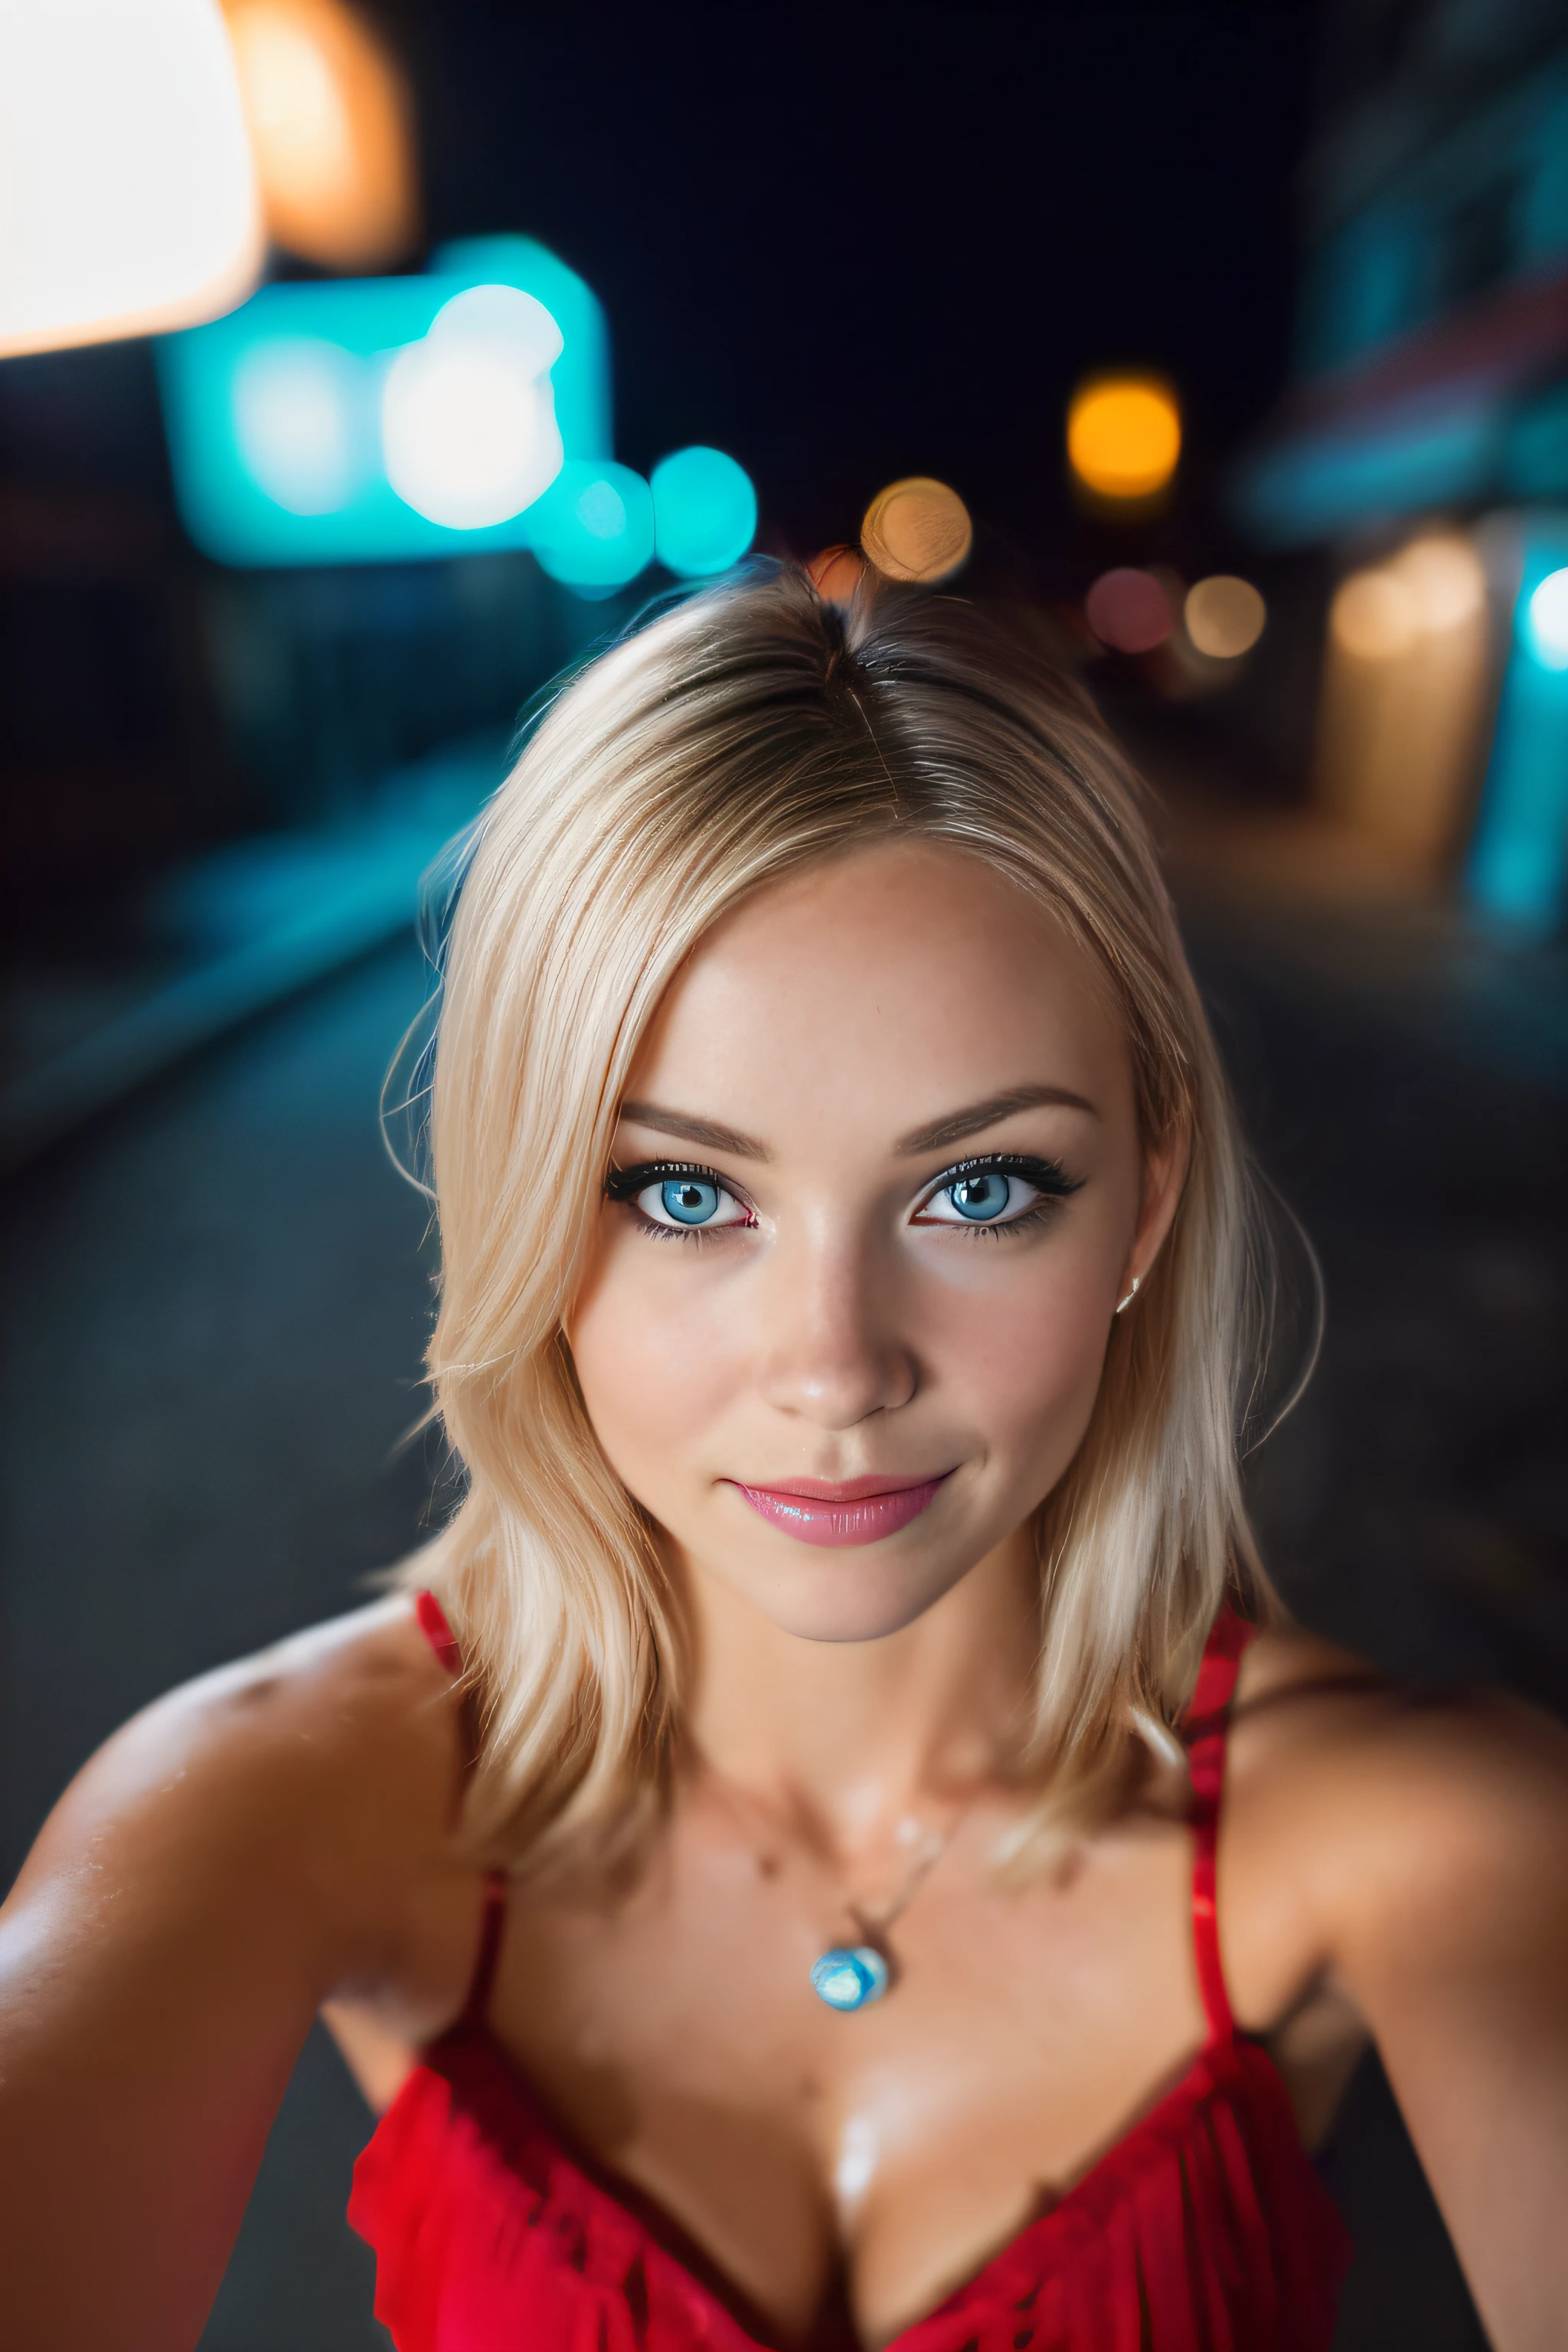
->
[616, 1099, 773, 1161]
[897, 1084, 1099, 1155]
[617, 1084, 1096, 1165]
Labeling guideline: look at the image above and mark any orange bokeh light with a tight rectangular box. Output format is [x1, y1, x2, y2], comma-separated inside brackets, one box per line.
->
[860, 477, 972, 583]
[1067, 375, 1181, 501]
[224, 0, 417, 270]
[807, 545, 867, 604]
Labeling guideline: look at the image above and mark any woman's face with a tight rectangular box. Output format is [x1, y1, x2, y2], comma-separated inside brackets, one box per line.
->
[570, 841, 1181, 1645]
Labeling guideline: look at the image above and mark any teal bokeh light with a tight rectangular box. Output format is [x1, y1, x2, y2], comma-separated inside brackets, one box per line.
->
[1524, 564, 1568, 668]
[155, 237, 609, 567]
[528, 460, 655, 593]
[651, 446, 757, 577]
[1467, 531, 1568, 932]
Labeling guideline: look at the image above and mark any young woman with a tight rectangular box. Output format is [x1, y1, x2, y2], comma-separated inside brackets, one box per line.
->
[2, 568, 1565, 2352]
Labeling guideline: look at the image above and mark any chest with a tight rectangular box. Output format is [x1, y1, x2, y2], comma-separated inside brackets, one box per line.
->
[482, 1813, 1209, 2340]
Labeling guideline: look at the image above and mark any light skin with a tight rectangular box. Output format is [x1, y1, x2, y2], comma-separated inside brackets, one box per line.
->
[2, 840, 1566, 2352]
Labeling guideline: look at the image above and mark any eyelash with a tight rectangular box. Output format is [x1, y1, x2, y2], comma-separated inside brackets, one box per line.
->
[603, 1153, 1082, 1244]
[604, 1160, 757, 1245]
[919, 1153, 1083, 1240]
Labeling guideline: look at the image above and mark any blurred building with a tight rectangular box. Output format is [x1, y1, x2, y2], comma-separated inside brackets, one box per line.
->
[1231, 0, 1568, 929]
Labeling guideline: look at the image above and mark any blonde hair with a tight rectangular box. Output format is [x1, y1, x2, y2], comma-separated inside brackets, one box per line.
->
[396, 563, 1282, 1873]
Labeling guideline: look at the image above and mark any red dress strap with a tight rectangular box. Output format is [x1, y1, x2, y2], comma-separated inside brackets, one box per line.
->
[414, 1590, 511, 2031]
[1184, 1607, 1256, 2043]
[415, 1588, 464, 1674]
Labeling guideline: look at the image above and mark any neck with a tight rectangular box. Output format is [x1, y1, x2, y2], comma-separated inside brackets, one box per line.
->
[681, 1529, 1039, 1861]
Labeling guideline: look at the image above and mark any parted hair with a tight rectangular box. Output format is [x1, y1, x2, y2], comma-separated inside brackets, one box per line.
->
[395, 560, 1281, 1874]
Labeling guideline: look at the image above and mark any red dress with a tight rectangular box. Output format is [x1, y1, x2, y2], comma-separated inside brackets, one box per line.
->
[349, 1600, 1352, 2350]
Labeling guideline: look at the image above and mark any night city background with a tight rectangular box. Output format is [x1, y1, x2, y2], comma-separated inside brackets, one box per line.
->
[2, 5, 1566, 2347]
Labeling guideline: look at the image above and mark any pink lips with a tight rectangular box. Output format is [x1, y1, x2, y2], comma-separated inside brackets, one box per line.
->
[728, 1471, 953, 1548]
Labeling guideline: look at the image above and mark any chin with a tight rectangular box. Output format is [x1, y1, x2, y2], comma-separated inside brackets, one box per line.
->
[713, 1547, 975, 1646]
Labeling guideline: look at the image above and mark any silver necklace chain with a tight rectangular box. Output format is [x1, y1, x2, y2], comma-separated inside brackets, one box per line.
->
[703, 1767, 969, 2010]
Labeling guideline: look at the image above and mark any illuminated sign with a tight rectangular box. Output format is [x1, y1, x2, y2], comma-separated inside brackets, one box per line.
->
[157, 234, 757, 586]
[155, 235, 610, 565]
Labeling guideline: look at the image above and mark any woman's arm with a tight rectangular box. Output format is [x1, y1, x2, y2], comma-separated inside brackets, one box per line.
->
[1230, 1652, 1568, 2352]
[1335, 1697, 1568, 2352]
[0, 1600, 466, 2352]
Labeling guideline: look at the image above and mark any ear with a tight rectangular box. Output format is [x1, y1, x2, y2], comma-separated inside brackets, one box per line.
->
[1118, 1119, 1190, 1302]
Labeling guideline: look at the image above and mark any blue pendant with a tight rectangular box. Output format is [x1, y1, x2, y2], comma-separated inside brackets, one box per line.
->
[809, 1945, 890, 2011]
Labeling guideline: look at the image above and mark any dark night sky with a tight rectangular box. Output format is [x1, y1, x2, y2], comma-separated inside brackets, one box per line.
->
[0, 5, 1324, 587]
[407, 4, 1321, 580]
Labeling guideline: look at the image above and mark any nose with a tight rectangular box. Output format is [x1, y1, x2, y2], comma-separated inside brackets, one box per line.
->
[754, 1221, 918, 1429]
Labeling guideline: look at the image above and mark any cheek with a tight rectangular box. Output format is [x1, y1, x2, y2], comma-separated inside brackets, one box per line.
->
[923, 1240, 1113, 1458]
[569, 1231, 746, 1481]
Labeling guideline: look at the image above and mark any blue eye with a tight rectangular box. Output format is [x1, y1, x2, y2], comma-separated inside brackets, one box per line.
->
[945, 1172, 1015, 1221]
[612, 1165, 755, 1233]
[913, 1161, 1066, 1230]
[658, 1178, 720, 1226]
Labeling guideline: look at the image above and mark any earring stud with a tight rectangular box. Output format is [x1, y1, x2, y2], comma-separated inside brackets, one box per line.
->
[1115, 1275, 1141, 1315]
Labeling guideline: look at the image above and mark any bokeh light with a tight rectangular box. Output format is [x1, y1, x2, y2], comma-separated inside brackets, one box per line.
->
[1317, 530, 1496, 877]
[1524, 565, 1568, 668]
[225, 0, 416, 270]
[1392, 534, 1485, 632]
[0, 0, 261, 358]
[528, 459, 655, 593]
[1329, 567, 1419, 662]
[1331, 537, 1488, 662]
[1184, 574, 1266, 659]
[1067, 376, 1181, 501]
[807, 546, 866, 604]
[861, 477, 972, 583]
[427, 234, 610, 472]
[1085, 567, 1173, 654]
[230, 334, 369, 513]
[650, 446, 757, 577]
[381, 283, 564, 530]
[158, 240, 609, 566]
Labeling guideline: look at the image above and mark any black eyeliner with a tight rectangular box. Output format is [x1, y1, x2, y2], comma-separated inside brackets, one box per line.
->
[929, 1150, 1083, 1198]
[605, 1158, 740, 1202]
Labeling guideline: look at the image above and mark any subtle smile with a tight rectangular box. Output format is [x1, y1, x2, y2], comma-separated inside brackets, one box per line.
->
[726, 1472, 955, 1548]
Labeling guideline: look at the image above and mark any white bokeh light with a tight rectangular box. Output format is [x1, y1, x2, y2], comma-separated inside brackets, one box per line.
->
[1526, 566, 1568, 670]
[0, 0, 262, 355]
[381, 283, 564, 530]
[231, 337, 368, 514]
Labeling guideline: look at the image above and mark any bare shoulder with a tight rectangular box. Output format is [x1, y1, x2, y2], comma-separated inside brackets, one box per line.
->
[1222, 1622, 1568, 2008]
[0, 1599, 477, 2349]
[1223, 1627, 1568, 2344]
[5, 1593, 465, 1991]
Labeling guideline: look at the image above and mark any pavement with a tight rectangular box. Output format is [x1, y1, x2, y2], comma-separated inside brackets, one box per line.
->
[3, 802, 1562, 2350]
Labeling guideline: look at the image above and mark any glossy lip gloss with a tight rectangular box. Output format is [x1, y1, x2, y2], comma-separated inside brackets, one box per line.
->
[727, 1471, 954, 1549]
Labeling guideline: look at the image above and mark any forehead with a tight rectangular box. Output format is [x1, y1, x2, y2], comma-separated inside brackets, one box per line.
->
[626, 841, 1132, 1148]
